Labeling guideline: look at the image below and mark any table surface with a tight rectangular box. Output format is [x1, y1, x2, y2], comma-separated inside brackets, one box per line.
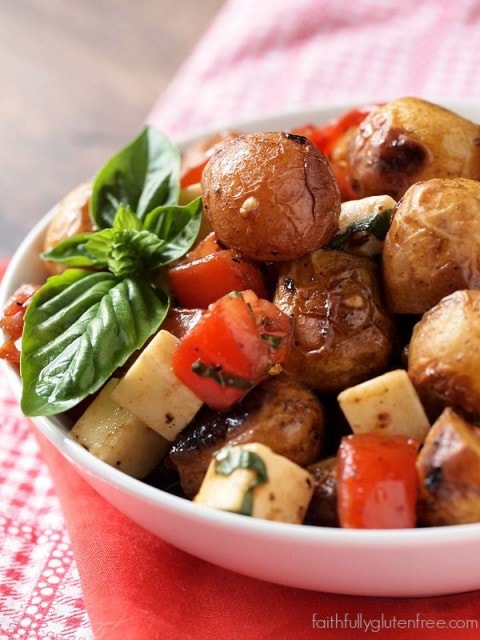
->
[0, 0, 224, 259]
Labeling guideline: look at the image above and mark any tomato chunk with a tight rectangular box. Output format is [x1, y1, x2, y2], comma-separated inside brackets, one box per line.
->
[184, 231, 222, 261]
[293, 105, 377, 157]
[172, 291, 291, 410]
[169, 249, 267, 308]
[337, 433, 419, 529]
[0, 283, 39, 363]
[294, 105, 378, 201]
[180, 132, 239, 189]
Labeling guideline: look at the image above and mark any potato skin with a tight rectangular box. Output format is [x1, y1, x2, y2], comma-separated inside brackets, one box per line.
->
[383, 178, 480, 314]
[416, 408, 480, 526]
[201, 132, 341, 261]
[304, 456, 339, 527]
[347, 97, 480, 199]
[274, 249, 395, 394]
[169, 373, 325, 498]
[408, 289, 480, 419]
[43, 182, 94, 274]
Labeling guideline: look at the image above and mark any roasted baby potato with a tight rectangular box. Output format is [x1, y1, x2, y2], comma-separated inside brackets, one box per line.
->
[43, 181, 94, 274]
[347, 97, 480, 199]
[169, 373, 324, 498]
[383, 178, 480, 314]
[408, 289, 480, 419]
[304, 456, 339, 527]
[274, 249, 395, 394]
[202, 131, 341, 261]
[417, 408, 480, 526]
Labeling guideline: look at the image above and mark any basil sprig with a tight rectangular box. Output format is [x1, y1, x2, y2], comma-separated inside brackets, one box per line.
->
[42, 199, 202, 277]
[21, 126, 202, 416]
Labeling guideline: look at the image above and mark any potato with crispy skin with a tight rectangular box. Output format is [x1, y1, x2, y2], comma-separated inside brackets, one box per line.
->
[304, 456, 339, 527]
[346, 97, 480, 200]
[417, 408, 480, 526]
[169, 373, 324, 499]
[201, 132, 341, 261]
[408, 289, 480, 419]
[43, 182, 94, 274]
[274, 249, 395, 394]
[383, 178, 480, 314]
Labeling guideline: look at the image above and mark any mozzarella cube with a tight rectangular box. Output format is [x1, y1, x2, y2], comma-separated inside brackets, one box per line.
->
[338, 369, 430, 441]
[71, 378, 169, 479]
[194, 442, 314, 524]
[111, 330, 202, 440]
[339, 195, 396, 256]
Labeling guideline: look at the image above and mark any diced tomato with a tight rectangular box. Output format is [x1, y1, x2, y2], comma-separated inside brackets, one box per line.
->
[329, 160, 358, 201]
[0, 283, 40, 363]
[180, 163, 208, 190]
[161, 308, 204, 340]
[293, 105, 377, 158]
[180, 131, 239, 189]
[184, 231, 222, 261]
[169, 249, 267, 308]
[293, 105, 378, 201]
[336, 433, 419, 529]
[172, 290, 291, 410]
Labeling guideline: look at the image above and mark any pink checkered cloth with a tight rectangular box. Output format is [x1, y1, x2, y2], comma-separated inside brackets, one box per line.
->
[2, 1, 480, 638]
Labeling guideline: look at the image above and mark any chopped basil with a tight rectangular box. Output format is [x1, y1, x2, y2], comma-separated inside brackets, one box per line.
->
[328, 208, 393, 250]
[214, 447, 269, 516]
[191, 359, 253, 390]
[261, 333, 282, 349]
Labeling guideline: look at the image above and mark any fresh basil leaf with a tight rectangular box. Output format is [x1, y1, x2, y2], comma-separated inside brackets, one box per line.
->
[20, 269, 169, 416]
[104, 229, 166, 278]
[328, 208, 393, 250]
[112, 204, 143, 231]
[90, 126, 181, 229]
[42, 204, 170, 274]
[143, 197, 203, 265]
[81, 229, 115, 268]
[42, 232, 98, 267]
[191, 359, 253, 390]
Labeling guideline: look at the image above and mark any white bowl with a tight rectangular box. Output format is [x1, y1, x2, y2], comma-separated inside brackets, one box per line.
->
[2, 103, 480, 598]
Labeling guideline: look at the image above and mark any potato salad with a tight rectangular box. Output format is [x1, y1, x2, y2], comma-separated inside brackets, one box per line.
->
[2, 97, 480, 529]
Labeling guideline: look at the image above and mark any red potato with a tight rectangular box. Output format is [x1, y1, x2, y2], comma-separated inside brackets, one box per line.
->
[202, 132, 341, 261]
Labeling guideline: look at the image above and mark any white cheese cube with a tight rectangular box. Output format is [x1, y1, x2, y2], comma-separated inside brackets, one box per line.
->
[71, 379, 169, 479]
[338, 369, 430, 441]
[111, 330, 203, 441]
[194, 443, 314, 524]
[339, 195, 396, 256]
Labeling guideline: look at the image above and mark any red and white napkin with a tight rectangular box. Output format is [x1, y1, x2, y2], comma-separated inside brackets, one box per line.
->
[2, 1, 480, 638]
